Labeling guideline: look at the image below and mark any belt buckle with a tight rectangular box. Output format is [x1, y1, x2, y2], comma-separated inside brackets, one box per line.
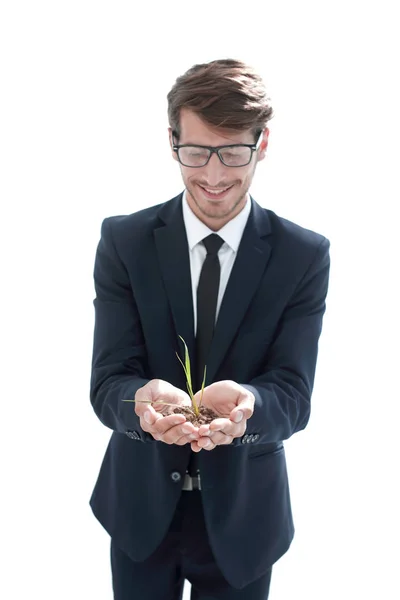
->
[183, 472, 201, 491]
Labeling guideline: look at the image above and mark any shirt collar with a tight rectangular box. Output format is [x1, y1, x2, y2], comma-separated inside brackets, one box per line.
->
[182, 189, 251, 252]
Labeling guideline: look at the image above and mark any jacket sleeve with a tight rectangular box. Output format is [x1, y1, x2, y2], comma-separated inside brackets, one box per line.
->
[89, 217, 153, 441]
[238, 236, 330, 444]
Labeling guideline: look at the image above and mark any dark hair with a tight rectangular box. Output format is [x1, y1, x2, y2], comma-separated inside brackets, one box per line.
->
[167, 58, 274, 140]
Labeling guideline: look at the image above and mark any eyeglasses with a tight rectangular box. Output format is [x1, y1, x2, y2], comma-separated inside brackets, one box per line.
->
[172, 130, 264, 168]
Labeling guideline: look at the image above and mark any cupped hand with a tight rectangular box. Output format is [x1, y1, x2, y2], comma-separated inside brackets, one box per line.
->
[190, 380, 255, 452]
[134, 379, 199, 445]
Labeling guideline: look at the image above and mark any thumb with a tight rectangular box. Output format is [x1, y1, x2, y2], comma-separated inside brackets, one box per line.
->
[134, 397, 161, 426]
[230, 392, 255, 422]
[134, 397, 157, 419]
[134, 384, 157, 418]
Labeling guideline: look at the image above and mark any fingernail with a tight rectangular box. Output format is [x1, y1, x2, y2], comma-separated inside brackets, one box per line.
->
[144, 411, 152, 424]
[234, 411, 243, 423]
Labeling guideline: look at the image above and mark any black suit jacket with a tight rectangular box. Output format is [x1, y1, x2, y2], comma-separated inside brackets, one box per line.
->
[89, 192, 330, 589]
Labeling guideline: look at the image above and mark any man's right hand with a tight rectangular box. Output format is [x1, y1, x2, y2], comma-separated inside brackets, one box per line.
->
[134, 379, 199, 445]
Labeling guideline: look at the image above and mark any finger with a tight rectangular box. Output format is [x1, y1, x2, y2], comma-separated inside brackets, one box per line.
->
[196, 436, 216, 450]
[209, 418, 234, 433]
[208, 431, 234, 446]
[173, 432, 199, 446]
[141, 413, 183, 436]
[191, 437, 215, 452]
[207, 418, 244, 441]
[135, 401, 156, 419]
[190, 440, 205, 452]
[138, 407, 163, 431]
[152, 413, 187, 436]
[159, 423, 199, 445]
[197, 424, 211, 437]
[231, 395, 254, 422]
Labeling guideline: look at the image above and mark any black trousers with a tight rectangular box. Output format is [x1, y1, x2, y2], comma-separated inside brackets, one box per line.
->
[111, 491, 272, 600]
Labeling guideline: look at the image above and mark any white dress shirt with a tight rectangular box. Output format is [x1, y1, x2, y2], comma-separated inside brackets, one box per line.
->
[181, 189, 251, 334]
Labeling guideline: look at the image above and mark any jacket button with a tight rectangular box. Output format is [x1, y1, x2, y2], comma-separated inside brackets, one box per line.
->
[253, 434, 259, 442]
[241, 435, 248, 444]
[170, 471, 181, 483]
[125, 430, 140, 440]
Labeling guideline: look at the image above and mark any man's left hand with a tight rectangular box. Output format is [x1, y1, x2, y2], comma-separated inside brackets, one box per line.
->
[190, 381, 255, 452]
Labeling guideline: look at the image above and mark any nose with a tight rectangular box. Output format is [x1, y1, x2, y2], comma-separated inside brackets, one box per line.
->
[203, 152, 229, 186]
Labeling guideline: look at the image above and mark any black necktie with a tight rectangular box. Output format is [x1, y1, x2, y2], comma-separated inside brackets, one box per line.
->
[195, 233, 224, 391]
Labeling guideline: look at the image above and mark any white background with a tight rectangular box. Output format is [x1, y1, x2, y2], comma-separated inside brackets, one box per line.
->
[1, 1, 399, 598]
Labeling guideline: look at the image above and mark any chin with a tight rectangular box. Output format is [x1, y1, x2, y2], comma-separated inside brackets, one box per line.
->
[202, 201, 240, 220]
[187, 183, 246, 220]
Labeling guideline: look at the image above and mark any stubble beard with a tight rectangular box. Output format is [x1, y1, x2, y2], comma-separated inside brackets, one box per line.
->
[186, 182, 249, 221]
[184, 160, 257, 222]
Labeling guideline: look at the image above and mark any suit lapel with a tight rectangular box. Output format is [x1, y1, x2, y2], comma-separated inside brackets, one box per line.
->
[205, 199, 273, 385]
[153, 194, 196, 363]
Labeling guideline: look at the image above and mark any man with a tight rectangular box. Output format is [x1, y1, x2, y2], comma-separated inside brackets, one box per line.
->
[90, 58, 330, 599]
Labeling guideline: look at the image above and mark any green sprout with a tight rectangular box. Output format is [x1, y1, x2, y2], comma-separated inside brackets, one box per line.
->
[121, 335, 206, 415]
[175, 335, 206, 417]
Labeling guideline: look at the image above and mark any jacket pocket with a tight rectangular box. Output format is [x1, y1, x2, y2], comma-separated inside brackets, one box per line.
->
[248, 443, 284, 460]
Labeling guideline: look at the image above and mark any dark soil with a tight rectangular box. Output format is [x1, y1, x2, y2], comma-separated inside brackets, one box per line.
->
[172, 405, 219, 426]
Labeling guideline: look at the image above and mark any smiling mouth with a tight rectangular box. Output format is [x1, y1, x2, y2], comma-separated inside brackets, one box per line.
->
[198, 184, 234, 199]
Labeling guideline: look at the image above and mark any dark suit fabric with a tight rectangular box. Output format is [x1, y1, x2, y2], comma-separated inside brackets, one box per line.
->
[89, 193, 330, 589]
[110, 490, 272, 599]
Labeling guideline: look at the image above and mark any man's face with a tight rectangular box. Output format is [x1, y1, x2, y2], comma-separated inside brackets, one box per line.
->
[169, 108, 269, 230]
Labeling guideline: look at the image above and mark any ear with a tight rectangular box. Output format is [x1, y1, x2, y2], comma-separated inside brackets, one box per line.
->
[168, 127, 179, 162]
[257, 128, 270, 162]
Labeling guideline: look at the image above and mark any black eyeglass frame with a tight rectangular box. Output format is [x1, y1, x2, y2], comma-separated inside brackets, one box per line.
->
[172, 130, 264, 168]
